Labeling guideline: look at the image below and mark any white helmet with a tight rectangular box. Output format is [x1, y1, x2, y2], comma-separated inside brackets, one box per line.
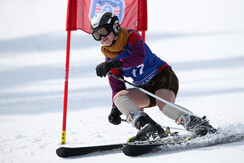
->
[91, 12, 120, 41]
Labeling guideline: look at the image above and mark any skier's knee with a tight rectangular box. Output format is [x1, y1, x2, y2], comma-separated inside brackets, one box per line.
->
[114, 96, 141, 119]
[157, 102, 166, 111]
[113, 90, 129, 102]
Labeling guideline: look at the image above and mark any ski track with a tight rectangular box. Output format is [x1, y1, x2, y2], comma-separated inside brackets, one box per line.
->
[1, 0, 244, 162]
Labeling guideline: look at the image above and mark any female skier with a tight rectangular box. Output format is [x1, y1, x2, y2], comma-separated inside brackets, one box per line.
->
[91, 12, 216, 141]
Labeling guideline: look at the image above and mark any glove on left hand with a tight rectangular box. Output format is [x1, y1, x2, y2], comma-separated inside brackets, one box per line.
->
[96, 59, 121, 77]
[108, 105, 122, 125]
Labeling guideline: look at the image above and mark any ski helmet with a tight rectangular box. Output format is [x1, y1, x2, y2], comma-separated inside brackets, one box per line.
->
[91, 12, 120, 41]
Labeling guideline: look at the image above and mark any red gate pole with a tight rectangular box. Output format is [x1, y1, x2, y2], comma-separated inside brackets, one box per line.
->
[61, 30, 71, 145]
[141, 30, 146, 42]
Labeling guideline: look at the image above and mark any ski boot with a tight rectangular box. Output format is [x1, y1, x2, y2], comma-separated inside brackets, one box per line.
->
[128, 111, 168, 142]
[177, 114, 217, 138]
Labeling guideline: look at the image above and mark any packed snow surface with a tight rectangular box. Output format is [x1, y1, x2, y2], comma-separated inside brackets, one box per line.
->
[1, 0, 244, 162]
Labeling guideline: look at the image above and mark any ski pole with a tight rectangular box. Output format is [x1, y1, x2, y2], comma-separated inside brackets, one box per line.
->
[107, 72, 193, 116]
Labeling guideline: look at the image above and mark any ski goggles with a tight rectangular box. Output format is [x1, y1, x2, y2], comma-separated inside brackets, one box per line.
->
[92, 26, 112, 41]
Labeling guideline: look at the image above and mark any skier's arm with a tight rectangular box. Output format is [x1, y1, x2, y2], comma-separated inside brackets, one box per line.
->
[108, 70, 126, 102]
[119, 31, 145, 68]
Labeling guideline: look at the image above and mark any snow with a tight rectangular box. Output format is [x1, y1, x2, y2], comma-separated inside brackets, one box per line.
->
[1, 0, 244, 162]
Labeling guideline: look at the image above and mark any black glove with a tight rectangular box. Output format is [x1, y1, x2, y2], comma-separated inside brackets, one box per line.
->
[108, 105, 122, 125]
[96, 59, 121, 77]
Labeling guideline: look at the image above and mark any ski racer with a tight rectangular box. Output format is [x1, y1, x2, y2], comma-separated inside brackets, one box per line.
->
[91, 12, 217, 141]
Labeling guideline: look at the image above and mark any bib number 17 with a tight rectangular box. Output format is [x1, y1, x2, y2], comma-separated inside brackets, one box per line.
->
[132, 64, 144, 77]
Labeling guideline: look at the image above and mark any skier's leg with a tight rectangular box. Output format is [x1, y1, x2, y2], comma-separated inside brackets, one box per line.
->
[155, 89, 216, 137]
[155, 88, 193, 120]
[113, 88, 150, 109]
[114, 94, 167, 141]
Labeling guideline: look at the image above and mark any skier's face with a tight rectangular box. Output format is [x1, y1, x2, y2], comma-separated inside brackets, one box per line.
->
[100, 32, 115, 46]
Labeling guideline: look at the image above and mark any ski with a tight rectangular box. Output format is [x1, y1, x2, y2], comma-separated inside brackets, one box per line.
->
[56, 130, 184, 158]
[56, 143, 126, 158]
[56, 130, 244, 158]
[123, 134, 189, 156]
[56, 127, 178, 158]
[123, 132, 244, 156]
[123, 141, 184, 156]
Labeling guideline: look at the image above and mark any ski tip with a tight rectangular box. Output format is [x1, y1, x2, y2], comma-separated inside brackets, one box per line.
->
[56, 147, 68, 158]
[123, 145, 140, 156]
[123, 144, 156, 157]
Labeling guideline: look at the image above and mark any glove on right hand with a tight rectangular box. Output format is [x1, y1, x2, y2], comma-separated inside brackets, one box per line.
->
[96, 59, 121, 77]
